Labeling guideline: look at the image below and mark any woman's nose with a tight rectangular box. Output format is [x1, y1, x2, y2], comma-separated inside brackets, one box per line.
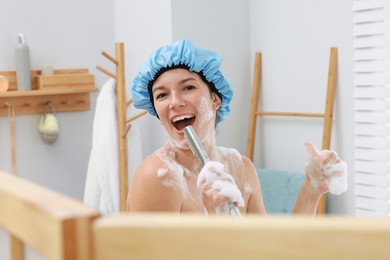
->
[169, 93, 185, 109]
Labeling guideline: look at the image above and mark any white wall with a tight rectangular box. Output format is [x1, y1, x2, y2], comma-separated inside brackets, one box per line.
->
[249, 0, 354, 215]
[170, 0, 251, 153]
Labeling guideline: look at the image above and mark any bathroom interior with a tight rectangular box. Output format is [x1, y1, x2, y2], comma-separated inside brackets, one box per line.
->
[0, 0, 388, 259]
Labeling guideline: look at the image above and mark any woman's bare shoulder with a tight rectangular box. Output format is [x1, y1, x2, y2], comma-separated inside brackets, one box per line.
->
[241, 154, 256, 170]
[137, 153, 165, 173]
[127, 152, 185, 212]
[129, 153, 165, 195]
[238, 154, 259, 183]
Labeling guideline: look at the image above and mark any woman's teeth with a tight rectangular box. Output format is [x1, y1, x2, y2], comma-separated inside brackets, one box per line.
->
[172, 115, 194, 122]
[172, 115, 195, 131]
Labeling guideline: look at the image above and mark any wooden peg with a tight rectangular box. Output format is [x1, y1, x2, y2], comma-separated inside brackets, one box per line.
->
[123, 123, 132, 139]
[96, 66, 117, 79]
[101, 51, 118, 65]
[126, 111, 147, 124]
[126, 99, 133, 108]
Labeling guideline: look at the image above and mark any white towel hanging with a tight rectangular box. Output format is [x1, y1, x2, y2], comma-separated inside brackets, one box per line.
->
[84, 78, 119, 215]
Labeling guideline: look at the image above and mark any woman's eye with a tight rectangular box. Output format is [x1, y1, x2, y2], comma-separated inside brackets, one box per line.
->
[184, 85, 196, 91]
[155, 92, 167, 100]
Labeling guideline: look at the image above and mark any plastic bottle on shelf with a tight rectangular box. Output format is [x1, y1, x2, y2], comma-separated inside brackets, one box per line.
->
[15, 33, 32, 91]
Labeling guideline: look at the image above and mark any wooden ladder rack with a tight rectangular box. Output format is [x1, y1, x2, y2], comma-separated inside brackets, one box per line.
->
[246, 48, 338, 214]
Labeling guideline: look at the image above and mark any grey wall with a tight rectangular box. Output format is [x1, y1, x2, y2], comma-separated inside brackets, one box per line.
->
[0, 1, 115, 259]
[170, 0, 251, 153]
[0, 0, 115, 200]
[114, 0, 172, 163]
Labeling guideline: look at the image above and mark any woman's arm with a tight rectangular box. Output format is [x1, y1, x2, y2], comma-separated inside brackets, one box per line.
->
[292, 178, 322, 214]
[293, 141, 348, 215]
[126, 155, 183, 212]
[243, 156, 267, 214]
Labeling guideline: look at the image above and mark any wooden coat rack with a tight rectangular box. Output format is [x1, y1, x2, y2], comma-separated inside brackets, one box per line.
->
[97, 42, 146, 212]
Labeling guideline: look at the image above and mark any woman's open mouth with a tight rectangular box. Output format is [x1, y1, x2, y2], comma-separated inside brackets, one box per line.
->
[172, 115, 195, 131]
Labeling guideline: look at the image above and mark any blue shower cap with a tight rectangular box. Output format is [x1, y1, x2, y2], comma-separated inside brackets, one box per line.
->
[131, 39, 233, 124]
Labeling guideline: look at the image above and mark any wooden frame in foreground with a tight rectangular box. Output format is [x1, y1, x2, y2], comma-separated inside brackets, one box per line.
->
[94, 213, 390, 260]
[0, 171, 100, 260]
[2, 170, 390, 260]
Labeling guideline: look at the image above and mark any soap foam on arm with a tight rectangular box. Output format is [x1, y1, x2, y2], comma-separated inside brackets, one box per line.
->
[304, 141, 348, 195]
[320, 150, 348, 195]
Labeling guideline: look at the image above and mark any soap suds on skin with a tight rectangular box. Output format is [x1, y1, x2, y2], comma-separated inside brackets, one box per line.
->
[216, 147, 242, 165]
[154, 97, 218, 198]
[304, 141, 348, 195]
[321, 151, 348, 195]
[243, 182, 252, 194]
[154, 141, 248, 213]
[157, 167, 168, 178]
[154, 144, 188, 197]
[197, 161, 245, 211]
[215, 146, 245, 187]
[198, 97, 213, 127]
[153, 97, 250, 213]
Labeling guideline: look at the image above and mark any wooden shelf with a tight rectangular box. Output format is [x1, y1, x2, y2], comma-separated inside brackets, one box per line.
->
[0, 69, 98, 116]
[0, 87, 97, 97]
[0, 87, 98, 116]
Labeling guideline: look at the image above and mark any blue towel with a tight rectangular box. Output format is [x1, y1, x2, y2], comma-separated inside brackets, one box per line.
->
[257, 169, 306, 214]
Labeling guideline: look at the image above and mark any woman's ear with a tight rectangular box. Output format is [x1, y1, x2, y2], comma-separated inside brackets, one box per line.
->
[212, 93, 222, 110]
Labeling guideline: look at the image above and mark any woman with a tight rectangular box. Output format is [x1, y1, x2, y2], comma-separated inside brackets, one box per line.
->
[127, 39, 347, 215]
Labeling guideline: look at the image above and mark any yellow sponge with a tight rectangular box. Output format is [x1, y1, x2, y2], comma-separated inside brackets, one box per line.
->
[39, 113, 59, 144]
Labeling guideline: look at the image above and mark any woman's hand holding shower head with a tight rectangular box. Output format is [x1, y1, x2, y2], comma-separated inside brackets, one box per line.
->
[184, 126, 242, 216]
[197, 161, 245, 214]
